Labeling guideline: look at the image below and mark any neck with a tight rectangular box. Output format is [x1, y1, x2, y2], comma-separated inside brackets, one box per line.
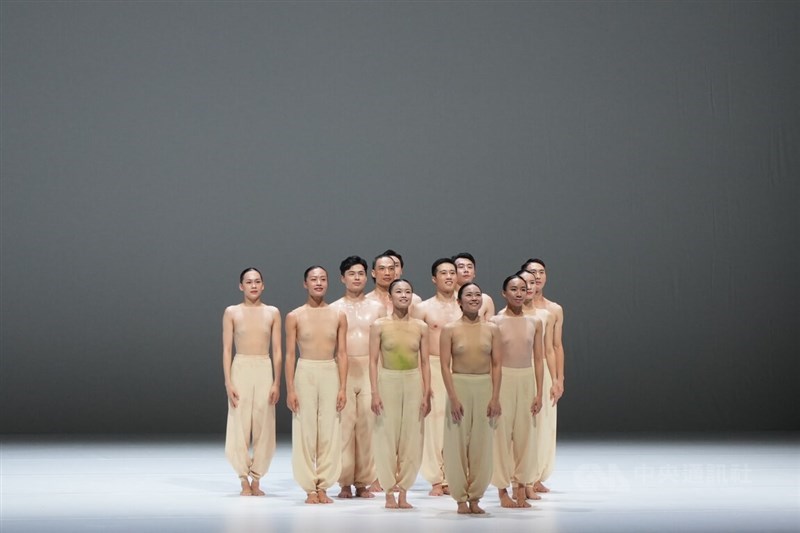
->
[306, 296, 326, 308]
[344, 289, 365, 301]
[392, 307, 409, 320]
[435, 290, 455, 301]
[242, 297, 261, 306]
[532, 291, 546, 306]
[461, 311, 480, 323]
[504, 304, 524, 316]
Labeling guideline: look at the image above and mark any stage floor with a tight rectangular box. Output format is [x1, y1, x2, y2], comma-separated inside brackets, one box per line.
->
[1, 434, 798, 532]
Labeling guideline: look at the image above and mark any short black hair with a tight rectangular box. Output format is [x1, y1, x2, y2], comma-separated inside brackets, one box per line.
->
[382, 249, 404, 268]
[239, 267, 262, 283]
[503, 274, 527, 291]
[389, 278, 413, 293]
[431, 257, 456, 276]
[303, 265, 327, 280]
[452, 252, 476, 266]
[521, 258, 546, 271]
[339, 255, 367, 275]
[457, 282, 481, 300]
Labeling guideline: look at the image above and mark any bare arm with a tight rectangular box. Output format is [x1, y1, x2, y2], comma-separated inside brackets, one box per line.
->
[553, 305, 565, 396]
[335, 311, 348, 412]
[439, 325, 463, 423]
[419, 324, 432, 417]
[269, 309, 282, 405]
[284, 312, 299, 413]
[480, 294, 496, 321]
[532, 318, 544, 416]
[369, 322, 383, 415]
[543, 312, 559, 405]
[488, 325, 502, 418]
[222, 307, 239, 407]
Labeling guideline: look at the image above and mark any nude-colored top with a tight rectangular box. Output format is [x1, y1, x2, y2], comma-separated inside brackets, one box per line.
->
[294, 306, 340, 360]
[378, 318, 426, 371]
[492, 314, 538, 369]
[449, 321, 494, 375]
[231, 304, 278, 356]
[331, 297, 385, 358]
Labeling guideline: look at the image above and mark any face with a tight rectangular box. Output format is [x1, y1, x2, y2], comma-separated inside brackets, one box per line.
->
[518, 271, 535, 301]
[432, 262, 457, 292]
[525, 262, 547, 291]
[458, 284, 483, 314]
[390, 281, 413, 310]
[304, 268, 328, 298]
[341, 265, 367, 293]
[372, 257, 396, 288]
[454, 258, 475, 285]
[502, 278, 527, 307]
[240, 270, 264, 300]
[390, 255, 403, 279]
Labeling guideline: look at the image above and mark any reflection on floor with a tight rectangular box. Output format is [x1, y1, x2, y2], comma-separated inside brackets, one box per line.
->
[1, 434, 798, 533]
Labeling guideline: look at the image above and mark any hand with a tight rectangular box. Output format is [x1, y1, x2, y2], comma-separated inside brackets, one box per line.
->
[371, 393, 384, 415]
[531, 395, 542, 416]
[226, 385, 240, 408]
[449, 397, 464, 423]
[552, 380, 564, 403]
[420, 395, 431, 418]
[486, 398, 501, 419]
[287, 390, 299, 413]
[336, 389, 346, 412]
[268, 384, 280, 405]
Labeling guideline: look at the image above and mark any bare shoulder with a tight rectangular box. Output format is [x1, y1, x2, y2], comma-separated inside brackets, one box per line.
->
[482, 293, 494, 303]
[412, 318, 428, 331]
[329, 297, 344, 310]
[287, 305, 305, 320]
[546, 299, 564, 317]
[224, 304, 240, 316]
[485, 321, 500, 333]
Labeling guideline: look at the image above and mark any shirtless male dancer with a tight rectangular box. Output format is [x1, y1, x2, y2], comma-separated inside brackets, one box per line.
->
[223, 267, 282, 496]
[452, 252, 495, 320]
[370, 279, 432, 509]
[440, 282, 502, 515]
[366, 253, 397, 313]
[490, 274, 544, 508]
[331, 256, 387, 498]
[383, 248, 422, 304]
[515, 268, 559, 500]
[411, 258, 462, 496]
[285, 266, 348, 504]
[522, 258, 565, 496]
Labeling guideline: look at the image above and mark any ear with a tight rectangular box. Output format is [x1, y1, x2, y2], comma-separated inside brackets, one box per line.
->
[239, 283, 244, 292]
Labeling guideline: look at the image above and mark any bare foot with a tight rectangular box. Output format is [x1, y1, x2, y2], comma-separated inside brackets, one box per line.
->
[525, 485, 542, 500]
[305, 492, 320, 504]
[468, 499, 486, 514]
[337, 485, 353, 499]
[442, 484, 450, 495]
[317, 489, 333, 504]
[499, 488, 517, 508]
[515, 485, 531, 508]
[429, 483, 445, 496]
[250, 479, 265, 496]
[534, 481, 550, 493]
[385, 492, 399, 509]
[355, 486, 375, 498]
[457, 502, 470, 514]
[397, 489, 413, 509]
[368, 480, 383, 493]
[239, 480, 253, 496]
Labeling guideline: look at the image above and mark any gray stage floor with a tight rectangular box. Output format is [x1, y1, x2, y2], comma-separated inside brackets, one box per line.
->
[1, 434, 798, 533]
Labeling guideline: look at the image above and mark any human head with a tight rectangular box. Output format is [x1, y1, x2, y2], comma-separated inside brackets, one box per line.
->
[502, 274, 528, 308]
[521, 258, 547, 291]
[430, 258, 457, 294]
[240, 267, 262, 284]
[303, 266, 328, 299]
[339, 256, 368, 294]
[388, 278, 414, 311]
[452, 252, 477, 285]
[457, 282, 482, 314]
[383, 249, 404, 278]
[239, 267, 264, 300]
[515, 269, 536, 302]
[372, 254, 396, 288]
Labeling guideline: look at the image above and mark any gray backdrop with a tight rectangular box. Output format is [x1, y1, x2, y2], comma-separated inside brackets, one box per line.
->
[2, 1, 798, 435]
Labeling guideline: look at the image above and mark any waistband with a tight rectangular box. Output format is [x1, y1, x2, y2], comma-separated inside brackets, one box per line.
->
[502, 366, 534, 375]
[234, 354, 270, 360]
[453, 373, 491, 381]
[380, 367, 421, 377]
[429, 355, 441, 359]
[297, 357, 336, 366]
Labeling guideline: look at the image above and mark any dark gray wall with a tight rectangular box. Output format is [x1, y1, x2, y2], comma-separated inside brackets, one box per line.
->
[2, 1, 798, 435]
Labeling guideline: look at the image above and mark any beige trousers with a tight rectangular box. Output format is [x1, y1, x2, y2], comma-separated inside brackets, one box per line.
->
[291, 358, 342, 493]
[421, 355, 447, 486]
[532, 365, 557, 482]
[492, 366, 535, 488]
[225, 354, 276, 481]
[373, 367, 424, 491]
[443, 373, 495, 503]
[338, 356, 376, 488]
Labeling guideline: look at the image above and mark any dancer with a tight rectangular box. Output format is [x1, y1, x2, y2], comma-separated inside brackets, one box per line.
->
[490, 275, 543, 508]
[366, 253, 397, 313]
[452, 252, 495, 320]
[223, 267, 282, 496]
[285, 266, 348, 504]
[411, 258, 462, 496]
[382, 248, 422, 304]
[370, 279, 431, 509]
[331, 256, 386, 498]
[522, 258, 565, 496]
[440, 282, 502, 514]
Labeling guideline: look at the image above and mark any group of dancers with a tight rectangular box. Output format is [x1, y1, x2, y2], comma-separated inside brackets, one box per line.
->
[222, 250, 565, 514]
